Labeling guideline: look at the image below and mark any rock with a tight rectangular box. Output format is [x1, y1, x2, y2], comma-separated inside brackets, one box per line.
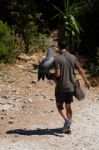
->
[28, 99, 32, 103]
[50, 98, 54, 101]
[1, 109, 5, 112]
[51, 110, 54, 113]
[90, 79, 98, 87]
[2, 95, 8, 99]
[1, 117, 4, 120]
[43, 95, 46, 99]
[18, 53, 30, 62]
[8, 121, 13, 124]
[30, 55, 38, 61]
[31, 80, 37, 84]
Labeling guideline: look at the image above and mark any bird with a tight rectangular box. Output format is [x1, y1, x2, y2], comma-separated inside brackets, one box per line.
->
[38, 48, 55, 81]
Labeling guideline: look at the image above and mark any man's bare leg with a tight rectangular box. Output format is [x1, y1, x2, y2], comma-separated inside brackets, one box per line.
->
[56, 102, 71, 133]
[56, 104, 67, 121]
[65, 103, 72, 123]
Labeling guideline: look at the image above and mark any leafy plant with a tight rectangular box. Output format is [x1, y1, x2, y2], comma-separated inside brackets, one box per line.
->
[52, 0, 82, 51]
[30, 33, 50, 53]
[22, 20, 38, 53]
[90, 47, 99, 77]
[0, 20, 16, 63]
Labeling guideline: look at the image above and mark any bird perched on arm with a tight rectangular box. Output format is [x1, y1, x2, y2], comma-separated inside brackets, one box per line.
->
[38, 47, 55, 81]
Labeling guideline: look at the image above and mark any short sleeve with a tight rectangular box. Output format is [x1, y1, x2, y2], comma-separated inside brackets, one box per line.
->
[74, 56, 80, 70]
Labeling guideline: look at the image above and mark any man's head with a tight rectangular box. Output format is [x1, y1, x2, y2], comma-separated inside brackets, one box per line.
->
[58, 37, 67, 50]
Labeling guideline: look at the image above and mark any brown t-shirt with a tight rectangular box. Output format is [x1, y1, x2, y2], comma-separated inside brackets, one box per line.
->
[53, 51, 80, 92]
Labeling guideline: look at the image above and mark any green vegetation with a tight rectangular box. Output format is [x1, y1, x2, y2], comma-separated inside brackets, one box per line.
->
[89, 48, 99, 77]
[30, 33, 50, 53]
[0, 20, 16, 63]
[52, 0, 82, 51]
[0, 0, 98, 79]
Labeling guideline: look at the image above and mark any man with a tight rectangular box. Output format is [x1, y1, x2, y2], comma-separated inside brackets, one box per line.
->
[53, 37, 90, 133]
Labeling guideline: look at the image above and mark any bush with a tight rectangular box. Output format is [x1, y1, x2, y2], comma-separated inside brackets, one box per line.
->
[0, 20, 16, 63]
[29, 33, 51, 54]
[21, 21, 50, 53]
[89, 47, 99, 77]
[21, 21, 38, 53]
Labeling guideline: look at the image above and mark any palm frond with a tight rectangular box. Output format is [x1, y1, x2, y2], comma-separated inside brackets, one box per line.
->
[64, 0, 70, 15]
[52, 4, 64, 16]
[69, 14, 80, 33]
[50, 13, 60, 20]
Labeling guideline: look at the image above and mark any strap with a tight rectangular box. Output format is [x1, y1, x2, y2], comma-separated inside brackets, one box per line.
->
[63, 52, 77, 82]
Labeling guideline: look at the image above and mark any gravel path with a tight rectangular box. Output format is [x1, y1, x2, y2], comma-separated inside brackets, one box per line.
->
[0, 92, 99, 150]
[0, 63, 99, 150]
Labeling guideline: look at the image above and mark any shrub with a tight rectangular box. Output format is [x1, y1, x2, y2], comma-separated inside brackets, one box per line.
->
[0, 20, 16, 63]
[89, 47, 99, 77]
[29, 33, 51, 54]
[21, 21, 50, 53]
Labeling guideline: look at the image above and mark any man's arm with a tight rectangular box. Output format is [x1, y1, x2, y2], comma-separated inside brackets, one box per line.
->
[54, 68, 60, 78]
[78, 67, 90, 89]
[52, 56, 61, 79]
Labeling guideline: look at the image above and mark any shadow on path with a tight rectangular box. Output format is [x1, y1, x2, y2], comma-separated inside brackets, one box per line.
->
[6, 128, 64, 137]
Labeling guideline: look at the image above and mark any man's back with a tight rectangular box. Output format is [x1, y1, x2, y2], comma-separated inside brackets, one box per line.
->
[54, 51, 80, 92]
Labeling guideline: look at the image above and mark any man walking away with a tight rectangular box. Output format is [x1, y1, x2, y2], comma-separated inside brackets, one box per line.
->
[53, 37, 90, 133]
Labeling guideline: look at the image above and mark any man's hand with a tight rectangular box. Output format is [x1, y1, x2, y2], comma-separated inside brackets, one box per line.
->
[85, 80, 90, 89]
[78, 67, 90, 89]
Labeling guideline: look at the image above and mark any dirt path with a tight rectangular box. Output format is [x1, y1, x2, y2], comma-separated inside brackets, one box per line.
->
[0, 60, 99, 150]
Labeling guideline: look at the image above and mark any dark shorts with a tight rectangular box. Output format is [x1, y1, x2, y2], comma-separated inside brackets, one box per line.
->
[55, 91, 74, 105]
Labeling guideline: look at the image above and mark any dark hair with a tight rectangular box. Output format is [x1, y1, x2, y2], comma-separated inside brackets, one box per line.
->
[58, 37, 67, 49]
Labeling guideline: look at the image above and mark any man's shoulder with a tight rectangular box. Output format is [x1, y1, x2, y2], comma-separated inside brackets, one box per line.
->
[66, 51, 75, 56]
[66, 52, 76, 59]
[54, 53, 61, 59]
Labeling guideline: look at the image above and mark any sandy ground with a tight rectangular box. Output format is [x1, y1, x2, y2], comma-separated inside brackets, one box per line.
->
[0, 60, 99, 150]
